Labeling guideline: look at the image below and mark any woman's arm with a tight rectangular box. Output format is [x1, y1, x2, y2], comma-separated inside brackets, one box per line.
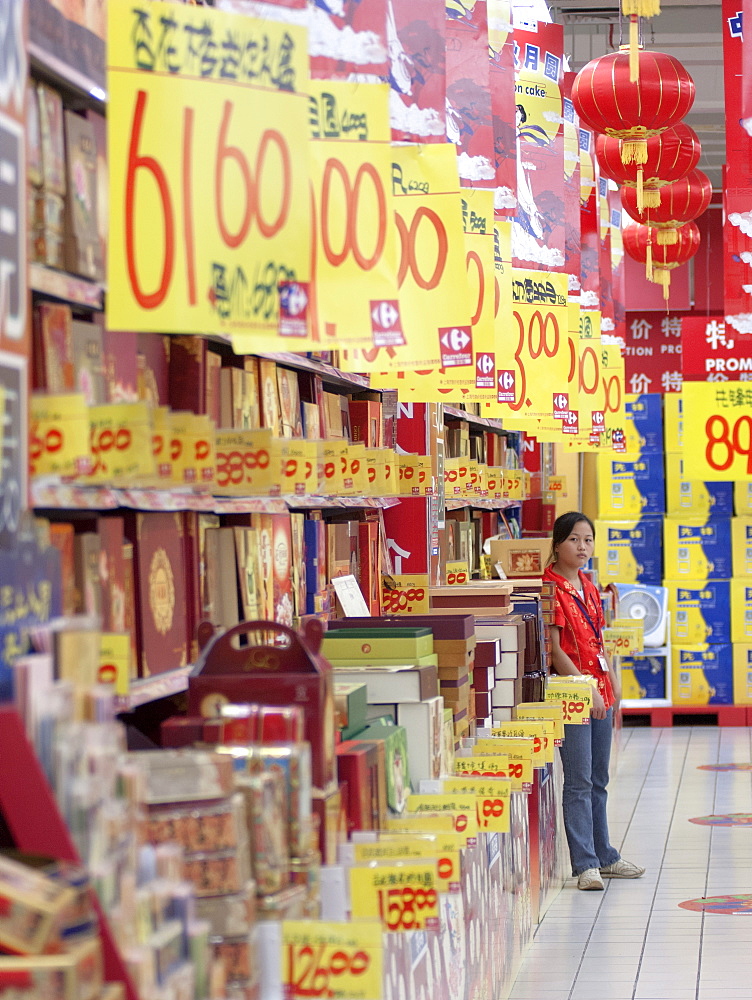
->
[604, 647, 621, 711]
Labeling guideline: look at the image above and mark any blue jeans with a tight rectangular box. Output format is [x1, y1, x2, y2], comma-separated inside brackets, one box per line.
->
[558, 708, 620, 876]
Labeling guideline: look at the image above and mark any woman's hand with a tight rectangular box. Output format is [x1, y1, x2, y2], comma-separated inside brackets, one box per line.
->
[591, 686, 607, 720]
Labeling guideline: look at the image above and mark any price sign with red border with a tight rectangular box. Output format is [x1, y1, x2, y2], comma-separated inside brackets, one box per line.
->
[282, 921, 382, 1000]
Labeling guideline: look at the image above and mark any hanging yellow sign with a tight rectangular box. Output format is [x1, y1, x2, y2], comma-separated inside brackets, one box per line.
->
[108, 0, 311, 345]
[682, 381, 752, 481]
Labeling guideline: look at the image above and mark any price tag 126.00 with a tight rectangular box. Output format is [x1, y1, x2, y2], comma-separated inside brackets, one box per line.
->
[108, 0, 311, 348]
[349, 864, 439, 932]
[282, 920, 383, 1000]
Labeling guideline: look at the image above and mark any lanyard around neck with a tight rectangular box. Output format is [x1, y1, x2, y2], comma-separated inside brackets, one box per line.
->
[568, 585, 602, 646]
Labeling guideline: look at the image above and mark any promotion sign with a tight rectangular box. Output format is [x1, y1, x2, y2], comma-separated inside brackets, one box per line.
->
[623, 313, 684, 395]
[499, 270, 569, 424]
[682, 380, 752, 481]
[359, 143, 472, 374]
[282, 921, 383, 1000]
[512, 21, 565, 272]
[681, 316, 752, 381]
[307, 82, 399, 348]
[107, 0, 311, 346]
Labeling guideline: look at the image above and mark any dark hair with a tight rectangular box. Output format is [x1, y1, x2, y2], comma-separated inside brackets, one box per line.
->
[548, 511, 596, 564]
[516, 103, 527, 123]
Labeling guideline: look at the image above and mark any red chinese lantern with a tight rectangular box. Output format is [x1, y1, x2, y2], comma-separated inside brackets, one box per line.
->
[621, 168, 712, 244]
[572, 48, 695, 166]
[623, 220, 700, 298]
[596, 124, 701, 213]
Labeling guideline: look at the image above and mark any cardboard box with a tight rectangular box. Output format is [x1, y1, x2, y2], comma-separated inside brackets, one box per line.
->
[731, 578, 752, 643]
[323, 628, 434, 662]
[336, 740, 382, 832]
[355, 721, 410, 813]
[665, 453, 734, 517]
[734, 481, 752, 515]
[731, 517, 752, 577]
[330, 665, 439, 703]
[665, 580, 731, 644]
[327, 615, 475, 641]
[620, 654, 668, 701]
[594, 516, 663, 585]
[0, 855, 76, 955]
[0, 938, 103, 1000]
[663, 516, 732, 581]
[475, 616, 526, 652]
[488, 539, 549, 578]
[397, 696, 444, 788]
[732, 646, 752, 705]
[623, 393, 664, 453]
[672, 644, 733, 705]
[663, 391, 684, 452]
[597, 452, 666, 517]
[334, 681, 368, 740]
[328, 654, 438, 669]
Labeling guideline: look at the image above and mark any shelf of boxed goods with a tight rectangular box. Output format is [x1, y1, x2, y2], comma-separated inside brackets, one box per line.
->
[0, 705, 138, 1000]
[30, 263, 105, 311]
[443, 404, 505, 431]
[113, 665, 195, 713]
[31, 481, 403, 514]
[29, 47, 107, 109]
[255, 352, 372, 392]
[445, 497, 522, 511]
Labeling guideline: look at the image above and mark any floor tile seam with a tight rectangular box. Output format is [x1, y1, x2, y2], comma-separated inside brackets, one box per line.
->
[693, 726, 723, 1000]
[564, 728, 678, 1000]
[625, 729, 699, 1000]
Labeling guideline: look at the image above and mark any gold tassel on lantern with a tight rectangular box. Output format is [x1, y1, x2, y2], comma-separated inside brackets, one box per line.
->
[621, 0, 661, 17]
[657, 227, 678, 245]
[645, 236, 654, 282]
[643, 187, 661, 209]
[629, 16, 639, 82]
[652, 268, 671, 301]
[620, 138, 648, 165]
[636, 167, 645, 214]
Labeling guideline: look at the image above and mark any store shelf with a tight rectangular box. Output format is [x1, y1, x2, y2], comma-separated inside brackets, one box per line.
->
[444, 405, 504, 432]
[256, 353, 371, 392]
[30, 263, 105, 310]
[30, 44, 106, 105]
[445, 498, 522, 510]
[32, 481, 402, 515]
[114, 666, 193, 713]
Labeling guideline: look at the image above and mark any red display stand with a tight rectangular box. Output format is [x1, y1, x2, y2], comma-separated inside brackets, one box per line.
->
[622, 704, 748, 728]
[0, 706, 138, 1000]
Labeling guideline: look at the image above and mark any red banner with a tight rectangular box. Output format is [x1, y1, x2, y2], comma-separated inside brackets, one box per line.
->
[446, 0, 494, 189]
[681, 315, 752, 381]
[562, 73, 581, 291]
[488, 0, 517, 216]
[512, 21, 565, 271]
[389, 0, 447, 143]
[623, 313, 684, 394]
[579, 128, 600, 311]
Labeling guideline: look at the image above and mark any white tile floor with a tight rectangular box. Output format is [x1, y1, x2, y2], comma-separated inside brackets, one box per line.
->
[508, 725, 752, 1000]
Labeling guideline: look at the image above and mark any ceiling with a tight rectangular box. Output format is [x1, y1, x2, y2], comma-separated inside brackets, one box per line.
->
[549, 0, 726, 192]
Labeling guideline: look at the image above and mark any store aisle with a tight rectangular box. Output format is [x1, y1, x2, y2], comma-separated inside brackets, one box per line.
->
[508, 726, 752, 1000]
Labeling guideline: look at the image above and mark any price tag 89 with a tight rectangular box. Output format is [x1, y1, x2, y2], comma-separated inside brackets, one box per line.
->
[282, 920, 382, 1000]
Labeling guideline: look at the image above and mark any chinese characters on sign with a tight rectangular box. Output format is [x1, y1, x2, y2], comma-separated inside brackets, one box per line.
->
[623, 313, 684, 394]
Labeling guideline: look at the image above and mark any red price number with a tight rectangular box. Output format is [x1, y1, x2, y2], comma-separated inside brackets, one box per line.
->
[508, 310, 560, 411]
[508, 762, 523, 780]
[396, 207, 448, 291]
[376, 885, 438, 931]
[216, 448, 270, 488]
[456, 766, 508, 777]
[562, 700, 586, 722]
[321, 159, 386, 272]
[381, 588, 425, 613]
[705, 414, 752, 474]
[90, 426, 133, 476]
[479, 798, 505, 827]
[446, 571, 468, 585]
[29, 426, 64, 467]
[126, 91, 291, 310]
[286, 943, 370, 999]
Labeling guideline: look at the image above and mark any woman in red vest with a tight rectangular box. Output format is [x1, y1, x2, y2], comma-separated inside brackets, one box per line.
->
[543, 511, 645, 891]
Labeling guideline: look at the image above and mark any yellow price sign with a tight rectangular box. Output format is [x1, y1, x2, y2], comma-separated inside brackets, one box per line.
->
[454, 754, 509, 777]
[473, 738, 534, 791]
[383, 813, 456, 835]
[546, 680, 594, 723]
[405, 794, 479, 841]
[282, 921, 382, 1000]
[547, 475, 567, 497]
[682, 380, 752, 481]
[441, 776, 511, 833]
[515, 703, 565, 743]
[349, 865, 439, 933]
[381, 575, 430, 615]
[492, 721, 555, 765]
[214, 429, 281, 496]
[30, 394, 90, 478]
[353, 838, 463, 894]
[445, 561, 470, 586]
[108, 0, 311, 347]
[87, 403, 156, 484]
